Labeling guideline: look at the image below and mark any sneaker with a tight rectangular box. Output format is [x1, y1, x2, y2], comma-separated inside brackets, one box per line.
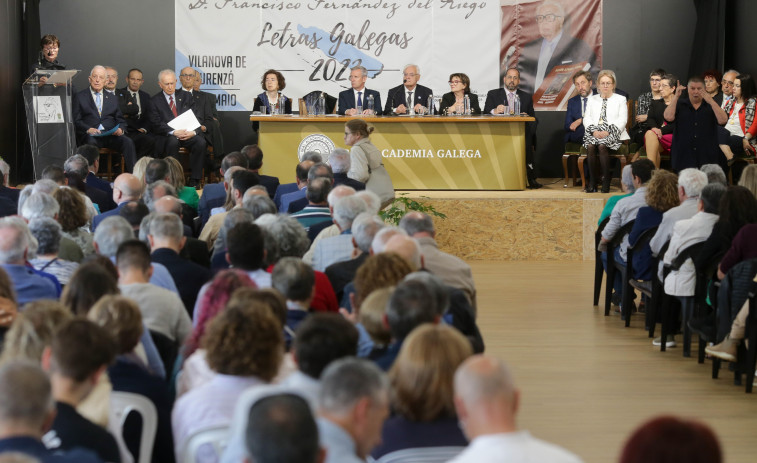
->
[705, 336, 739, 362]
[652, 335, 676, 347]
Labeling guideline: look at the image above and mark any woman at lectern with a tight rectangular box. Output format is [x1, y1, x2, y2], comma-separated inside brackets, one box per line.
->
[252, 69, 292, 115]
[439, 73, 481, 115]
[344, 119, 395, 208]
[33, 34, 65, 73]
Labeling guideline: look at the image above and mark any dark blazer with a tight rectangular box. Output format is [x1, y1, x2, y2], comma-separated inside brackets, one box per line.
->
[273, 182, 298, 210]
[325, 252, 368, 303]
[91, 201, 127, 231]
[334, 172, 365, 190]
[338, 88, 382, 115]
[383, 84, 433, 115]
[180, 237, 211, 268]
[483, 88, 536, 117]
[563, 90, 597, 143]
[0, 186, 20, 208]
[149, 89, 195, 135]
[72, 87, 126, 142]
[85, 183, 116, 212]
[286, 197, 308, 214]
[253, 93, 293, 114]
[197, 182, 225, 226]
[116, 87, 152, 133]
[517, 33, 598, 94]
[439, 92, 481, 115]
[184, 88, 214, 143]
[151, 248, 211, 315]
[258, 174, 280, 199]
[86, 171, 113, 197]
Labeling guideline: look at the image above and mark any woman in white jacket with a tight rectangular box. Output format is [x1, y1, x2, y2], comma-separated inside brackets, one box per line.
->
[344, 119, 395, 208]
[583, 70, 630, 193]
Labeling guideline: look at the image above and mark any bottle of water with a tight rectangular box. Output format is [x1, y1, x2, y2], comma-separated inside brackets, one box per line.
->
[366, 94, 374, 115]
[318, 93, 325, 115]
[513, 94, 521, 116]
[463, 95, 471, 115]
[427, 95, 434, 115]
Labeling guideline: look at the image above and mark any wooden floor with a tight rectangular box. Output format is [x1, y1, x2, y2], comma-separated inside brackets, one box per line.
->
[472, 260, 757, 463]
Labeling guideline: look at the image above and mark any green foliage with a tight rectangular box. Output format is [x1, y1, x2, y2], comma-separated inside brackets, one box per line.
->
[379, 193, 447, 226]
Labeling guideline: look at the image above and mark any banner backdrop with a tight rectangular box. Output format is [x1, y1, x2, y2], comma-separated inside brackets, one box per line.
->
[175, 0, 500, 112]
[500, 0, 602, 111]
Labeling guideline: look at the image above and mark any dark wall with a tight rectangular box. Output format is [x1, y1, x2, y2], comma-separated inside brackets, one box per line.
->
[1, 0, 23, 182]
[39, 0, 701, 178]
[729, 0, 757, 75]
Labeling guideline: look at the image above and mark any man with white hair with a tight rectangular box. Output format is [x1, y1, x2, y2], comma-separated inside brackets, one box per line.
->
[312, 195, 368, 271]
[303, 185, 357, 264]
[0, 217, 59, 304]
[450, 355, 583, 463]
[649, 168, 708, 255]
[20, 192, 83, 263]
[383, 63, 434, 115]
[63, 154, 115, 212]
[329, 149, 365, 191]
[72, 65, 137, 172]
[91, 173, 143, 231]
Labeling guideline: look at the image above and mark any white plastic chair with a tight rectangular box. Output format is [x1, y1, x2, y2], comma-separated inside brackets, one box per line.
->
[179, 425, 230, 463]
[108, 391, 158, 463]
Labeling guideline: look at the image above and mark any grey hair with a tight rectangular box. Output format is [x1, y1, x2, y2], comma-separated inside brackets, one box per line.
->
[90, 65, 106, 77]
[318, 357, 388, 416]
[399, 212, 435, 236]
[677, 168, 708, 198]
[354, 190, 381, 214]
[328, 149, 351, 174]
[256, 214, 310, 259]
[148, 212, 183, 241]
[699, 183, 727, 214]
[243, 193, 277, 218]
[724, 69, 740, 77]
[621, 165, 636, 192]
[158, 69, 176, 81]
[301, 152, 323, 163]
[0, 361, 54, 428]
[333, 195, 369, 230]
[143, 180, 177, 211]
[352, 213, 386, 253]
[327, 185, 356, 207]
[700, 164, 727, 186]
[597, 69, 617, 87]
[351, 65, 368, 78]
[215, 208, 255, 256]
[93, 216, 135, 257]
[21, 192, 59, 220]
[32, 179, 59, 195]
[224, 166, 245, 185]
[0, 159, 10, 186]
[271, 257, 315, 302]
[28, 218, 61, 255]
[403, 64, 420, 75]
[371, 226, 407, 254]
[0, 218, 30, 264]
[63, 155, 89, 179]
[536, 0, 565, 18]
[138, 212, 154, 244]
[403, 271, 450, 316]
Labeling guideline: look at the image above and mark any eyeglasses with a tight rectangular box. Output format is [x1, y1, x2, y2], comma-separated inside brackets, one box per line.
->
[448, 80, 462, 85]
[42, 47, 58, 52]
[403, 73, 417, 77]
[179, 74, 195, 77]
[649, 78, 662, 83]
[599, 82, 614, 87]
[536, 14, 562, 23]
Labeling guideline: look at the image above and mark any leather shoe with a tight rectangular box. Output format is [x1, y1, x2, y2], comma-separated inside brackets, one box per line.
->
[527, 179, 543, 189]
[584, 185, 597, 193]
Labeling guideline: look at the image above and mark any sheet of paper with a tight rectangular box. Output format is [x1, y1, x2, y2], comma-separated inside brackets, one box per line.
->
[33, 96, 64, 124]
[168, 110, 201, 132]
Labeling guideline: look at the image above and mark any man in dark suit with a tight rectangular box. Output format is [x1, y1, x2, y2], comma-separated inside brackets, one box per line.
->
[516, 1, 598, 95]
[242, 144, 279, 199]
[564, 70, 596, 144]
[91, 172, 143, 231]
[179, 67, 215, 150]
[338, 65, 382, 115]
[63, 154, 115, 212]
[483, 68, 541, 189]
[72, 65, 137, 172]
[383, 64, 434, 115]
[153, 196, 210, 267]
[76, 144, 114, 198]
[148, 69, 206, 188]
[197, 151, 248, 227]
[117, 68, 157, 159]
[193, 69, 225, 155]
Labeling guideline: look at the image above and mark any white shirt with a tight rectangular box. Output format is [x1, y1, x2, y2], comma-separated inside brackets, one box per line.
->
[448, 431, 583, 463]
[726, 102, 745, 137]
[662, 211, 719, 296]
[353, 87, 366, 108]
[650, 198, 699, 255]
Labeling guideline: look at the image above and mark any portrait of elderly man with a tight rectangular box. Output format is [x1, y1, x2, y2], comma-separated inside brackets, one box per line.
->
[516, 0, 598, 95]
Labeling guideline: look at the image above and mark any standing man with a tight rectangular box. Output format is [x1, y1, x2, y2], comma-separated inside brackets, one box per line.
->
[72, 65, 137, 173]
[338, 66, 382, 115]
[564, 70, 596, 144]
[720, 69, 739, 108]
[516, 0, 597, 94]
[383, 64, 433, 115]
[483, 68, 541, 189]
[149, 69, 206, 188]
[665, 76, 728, 172]
[117, 68, 157, 159]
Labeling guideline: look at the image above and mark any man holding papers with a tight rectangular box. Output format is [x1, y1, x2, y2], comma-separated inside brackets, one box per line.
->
[149, 69, 206, 188]
[72, 65, 137, 171]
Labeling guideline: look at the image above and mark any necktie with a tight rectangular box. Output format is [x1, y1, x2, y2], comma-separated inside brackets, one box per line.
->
[407, 91, 413, 109]
[507, 92, 514, 109]
[357, 91, 363, 108]
[132, 91, 141, 116]
[169, 95, 178, 117]
[600, 99, 607, 124]
[95, 92, 102, 115]
[582, 97, 587, 116]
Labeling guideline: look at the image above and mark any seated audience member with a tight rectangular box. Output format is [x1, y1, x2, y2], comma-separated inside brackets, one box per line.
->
[91, 173, 143, 231]
[118, 201, 150, 234]
[199, 169, 259, 249]
[60, 261, 118, 318]
[328, 149, 365, 191]
[0, 158, 19, 217]
[147, 213, 210, 314]
[172, 298, 283, 456]
[627, 170, 680, 283]
[700, 163, 727, 186]
[255, 215, 338, 313]
[151, 197, 210, 266]
[450, 355, 583, 463]
[286, 163, 334, 214]
[41, 320, 120, 462]
[631, 69, 666, 143]
[358, 287, 392, 353]
[93, 216, 179, 293]
[28, 218, 78, 285]
[243, 144, 280, 199]
[76, 144, 113, 198]
[649, 168, 708, 255]
[20, 192, 83, 264]
[703, 69, 724, 105]
[63, 154, 114, 213]
[583, 70, 629, 193]
[164, 156, 199, 211]
[291, 177, 334, 231]
[0, 301, 70, 367]
[400, 211, 478, 312]
[312, 195, 369, 271]
[245, 394, 322, 463]
[88, 296, 175, 463]
[662, 184, 726, 298]
[317, 358, 389, 463]
[0, 266, 17, 339]
[53, 188, 95, 256]
[718, 73, 757, 165]
[619, 416, 721, 463]
[598, 165, 635, 225]
[198, 151, 248, 226]
[276, 160, 315, 212]
[371, 324, 472, 463]
[564, 71, 596, 146]
[0, 218, 58, 305]
[303, 185, 358, 264]
[225, 222, 271, 289]
[143, 158, 171, 186]
[0, 362, 102, 462]
[209, 209, 256, 272]
[272, 257, 316, 348]
[325, 213, 385, 303]
[132, 156, 153, 185]
[636, 74, 677, 168]
[738, 163, 757, 196]
[116, 240, 191, 344]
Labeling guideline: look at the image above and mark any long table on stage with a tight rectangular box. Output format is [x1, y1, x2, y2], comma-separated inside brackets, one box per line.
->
[249, 115, 535, 190]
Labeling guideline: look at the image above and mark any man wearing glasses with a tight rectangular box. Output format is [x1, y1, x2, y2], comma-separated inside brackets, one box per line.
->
[383, 64, 433, 115]
[516, 0, 597, 95]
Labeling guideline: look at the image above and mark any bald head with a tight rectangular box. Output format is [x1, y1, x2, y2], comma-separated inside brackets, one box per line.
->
[327, 185, 356, 208]
[154, 196, 183, 216]
[113, 173, 143, 203]
[179, 66, 195, 90]
[455, 355, 516, 406]
[383, 234, 421, 270]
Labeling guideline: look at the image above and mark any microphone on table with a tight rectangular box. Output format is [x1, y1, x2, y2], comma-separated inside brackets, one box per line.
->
[389, 79, 408, 115]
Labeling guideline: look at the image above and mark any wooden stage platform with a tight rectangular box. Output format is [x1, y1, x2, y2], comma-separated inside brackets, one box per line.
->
[406, 178, 614, 261]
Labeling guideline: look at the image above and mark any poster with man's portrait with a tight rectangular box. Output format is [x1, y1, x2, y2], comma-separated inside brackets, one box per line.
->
[501, 0, 602, 111]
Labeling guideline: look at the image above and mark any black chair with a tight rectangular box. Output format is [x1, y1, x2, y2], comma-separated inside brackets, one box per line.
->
[299, 91, 337, 115]
[620, 225, 658, 327]
[593, 217, 610, 306]
[604, 220, 636, 317]
[639, 240, 670, 339]
[745, 292, 757, 392]
[690, 249, 726, 363]
[148, 329, 178, 380]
